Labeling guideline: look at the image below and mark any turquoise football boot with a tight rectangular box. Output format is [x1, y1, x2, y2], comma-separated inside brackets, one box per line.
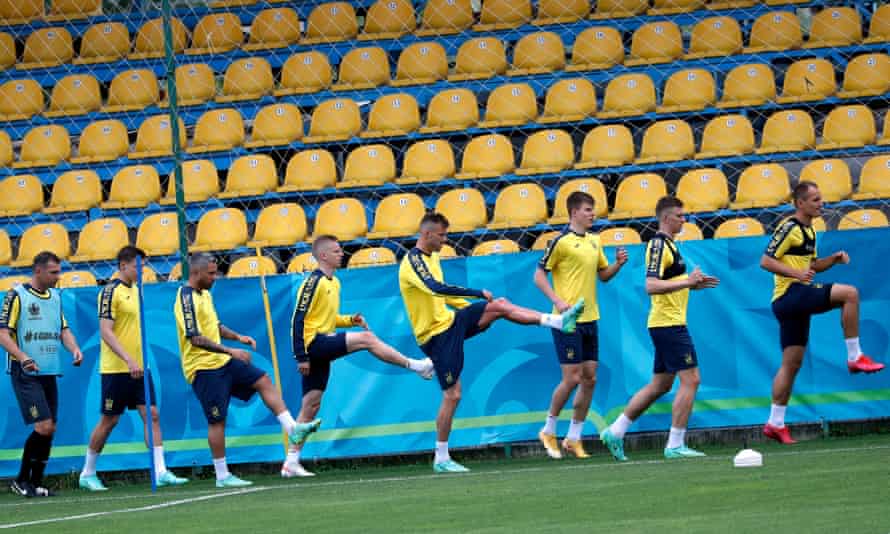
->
[433, 460, 470, 474]
[78, 474, 108, 492]
[157, 471, 189, 487]
[664, 446, 706, 459]
[560, 298, 585, 334]
[599, 428, 628, 462]
[215, 474, 253, 488]
[289, 418, 322, 446]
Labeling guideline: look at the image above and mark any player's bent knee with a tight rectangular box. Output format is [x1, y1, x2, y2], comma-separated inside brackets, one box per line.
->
[35, 420, 55, 436]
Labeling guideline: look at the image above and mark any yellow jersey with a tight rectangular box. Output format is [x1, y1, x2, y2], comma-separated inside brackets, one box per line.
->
[538, 230, 609, 322]
[398, 248, 486, 345]
[174, 285, 229, 383]
[645, 233, 689, 328]
[765, 217, 817, 302]
[98, 280, 142, 374]
[292, 270, 355, 361]
[0, 284, 68, 353]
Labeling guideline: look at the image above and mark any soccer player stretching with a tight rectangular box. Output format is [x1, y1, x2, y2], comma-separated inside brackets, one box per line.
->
[399, 213, 584, 473]
[761, 181, 884, 444]
[174, 253, 319, 487]
[601, 197, 719, 461]
[80, 246, 188, 491]
[282, 235, 435, 477]
[534, 192, 628, 459]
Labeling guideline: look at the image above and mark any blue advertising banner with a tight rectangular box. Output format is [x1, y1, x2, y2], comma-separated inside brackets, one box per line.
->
[1, 229, 888, 477]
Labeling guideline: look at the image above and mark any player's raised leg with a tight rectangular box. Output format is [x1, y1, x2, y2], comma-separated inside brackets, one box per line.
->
[831, 283, 884, 374]
[478, 296, 585, 334]
[346, 330, 434, 379]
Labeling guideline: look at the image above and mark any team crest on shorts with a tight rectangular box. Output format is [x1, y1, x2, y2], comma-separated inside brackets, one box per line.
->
[684, 353, 693, 365]
[445, 372, 453, 385]
[211, 406, 221, 418]
[566, 348, 575, 360]
[29, 405, 38, 419]
[105, 398, 114, 411]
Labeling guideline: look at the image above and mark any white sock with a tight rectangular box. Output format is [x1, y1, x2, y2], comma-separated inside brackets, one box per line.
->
[667, 427, 686, 449]
[286, 448, 301, 465]
[539, 313, 563, 329]
[406, 359, 425, 372]
[277, 411, 297, 435]
[434, 441, 450, 464]
[213, 457, 230, 481]
[845, 337, 862, 361]
[609, 414, 633, 439]
[81, 448, 99, 477]
[768, 404, 786, 428]
[542, 414, 558, 435]
[567, 420, 584, 441]
[153, 446, 167, 476]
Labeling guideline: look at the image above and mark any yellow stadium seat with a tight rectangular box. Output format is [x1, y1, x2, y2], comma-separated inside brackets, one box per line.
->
[0, 0, 42, 24]
[838, 54, 890, 98]
[817, 105, 875, 150]
[599, 227, 641, 246]
[362, 93, 421, 138]
[161, 159, 219, 204]
[44, 74, 101, 118]
[730, 164, 790, 209]
[360, 0, 416, 40]
[838, 209, 889, 230]
[393, 42, 448, 86]
[44, 170, 101, 214]
[279, 149, 337, 192]
[219, 154, 278, 199]
[129, 115, 187, 159]
[14, 125, 70, 169]
[675, 222, 703, 242]
[714, 217, 765, 239]
[136, 213, 181, 256]
[535, 0, 589, 24]
[853, 155, 890, 200]
[191, 208, 249, 252]
[439, 244, 459, 259]
[657, 69, 716, 113]
[488, 183, 547, 229]
[419, 89, 479, 133]
[685, 16, 742, 59]
[186, 14, 243, 55]
[103, 69, 159, 112]
[312, 198, 367, 241]
[187, 108, 245, 154]
[58, 271, 97, 288]
[804, 7, 861, 49]
[304, 98, 361, 143]
[275, 51, 333, 95]
[473, 239, 520, 256]
[479, 83, 537, 128]
[591, 0, 646, 18]
[508, 32, 566, 76]
[627, 22, 682, 66]
[474, 0, 531, 30]
[756, 110, 814, 154]
[303, 2, 358, 44]
[812, 217, 827, 233]
[0, 230, 10, 265]
[112, 265, 157, 284]
[449, 38, 508, 81]
[0, 175, 43, 217]
[0, 32, 14, 69]
[0, 79, 44, 121]
[697, 114, 755, 159]
[130, 17, 188, 60]
[18, 27, 73, 69]
[217, 57, 274, 102]
[776, 58, 836, 103]
[636, 120, 695, 164]
[865, 4, 890, 43]
[744, 12, 802, 53]
[539, 78, 596, 123]
[799, 159, 852, 202]
[333, 47, 390, 91]
[162, 63, 215, 107]
[340, 144, 397, 188]
[0, 130, 9, 167]
[248, 203, 307, 248]
[567, 27, 624, 71]
[71, 119, 128, 164]
[367, 193, 426, 238]
[417, 0, 473, 35]
[75, 22, 129, 64]
[517, 129, 574, 175]
[46, 0, 101, 20]
[70, 218, 129, 262]
[102, 165, 161, 209]
[611, 173, 667, 219]
[649, 0, 704, 14]
[548, 178, 607, 224]
[436, 188, 487, 231]
[598, 73, 656, 118]
[244, 8, 301, 51]
[229, 256, 277, 277]
[532, 230, 561, 251]
[0, 276, 30, 291]
[676, 169, 729, 212]
[288, 253, 319, 274]
[456, 134, 515, 179]
[575, 124, 635, 169]
[716, 63, 776, 108]
[398, 139, 456, 184]
[12, 223, 70, 267]
[245, 103, 303, 148]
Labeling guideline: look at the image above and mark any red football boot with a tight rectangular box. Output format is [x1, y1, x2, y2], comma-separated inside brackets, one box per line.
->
[763, 423, 796, 444]
[847, 355, 885, 374]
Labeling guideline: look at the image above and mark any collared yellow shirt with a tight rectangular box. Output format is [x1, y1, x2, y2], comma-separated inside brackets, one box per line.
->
[765, 217, 817, 302]
[539, 230, 609, 322]
[291, 270, 354, 361]
[98, 279, 142, 374]
[174, 285, 229, 383]
[645, 234, 689, 328]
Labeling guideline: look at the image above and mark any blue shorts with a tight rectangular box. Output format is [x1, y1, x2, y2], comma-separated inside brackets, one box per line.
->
[191, 358, 265, 424]
[101, 372, 156, 415]
[551, 321, 598, 364]
[9, 361, 57, 425]
[302, 332, 350, 393]
[420, 301, 488, 390]
[650, 325, 698, 374]
[772, 282, 837, 349]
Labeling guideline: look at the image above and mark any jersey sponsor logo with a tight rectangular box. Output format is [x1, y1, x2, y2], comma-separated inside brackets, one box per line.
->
[22, 331, 60, 343]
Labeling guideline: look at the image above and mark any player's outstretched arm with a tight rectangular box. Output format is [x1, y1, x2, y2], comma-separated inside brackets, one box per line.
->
[811, 251, 849, 273]
[220, 324, 256, 349]
[533, 267, 569, 312]
[760, 254, 814, 283]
